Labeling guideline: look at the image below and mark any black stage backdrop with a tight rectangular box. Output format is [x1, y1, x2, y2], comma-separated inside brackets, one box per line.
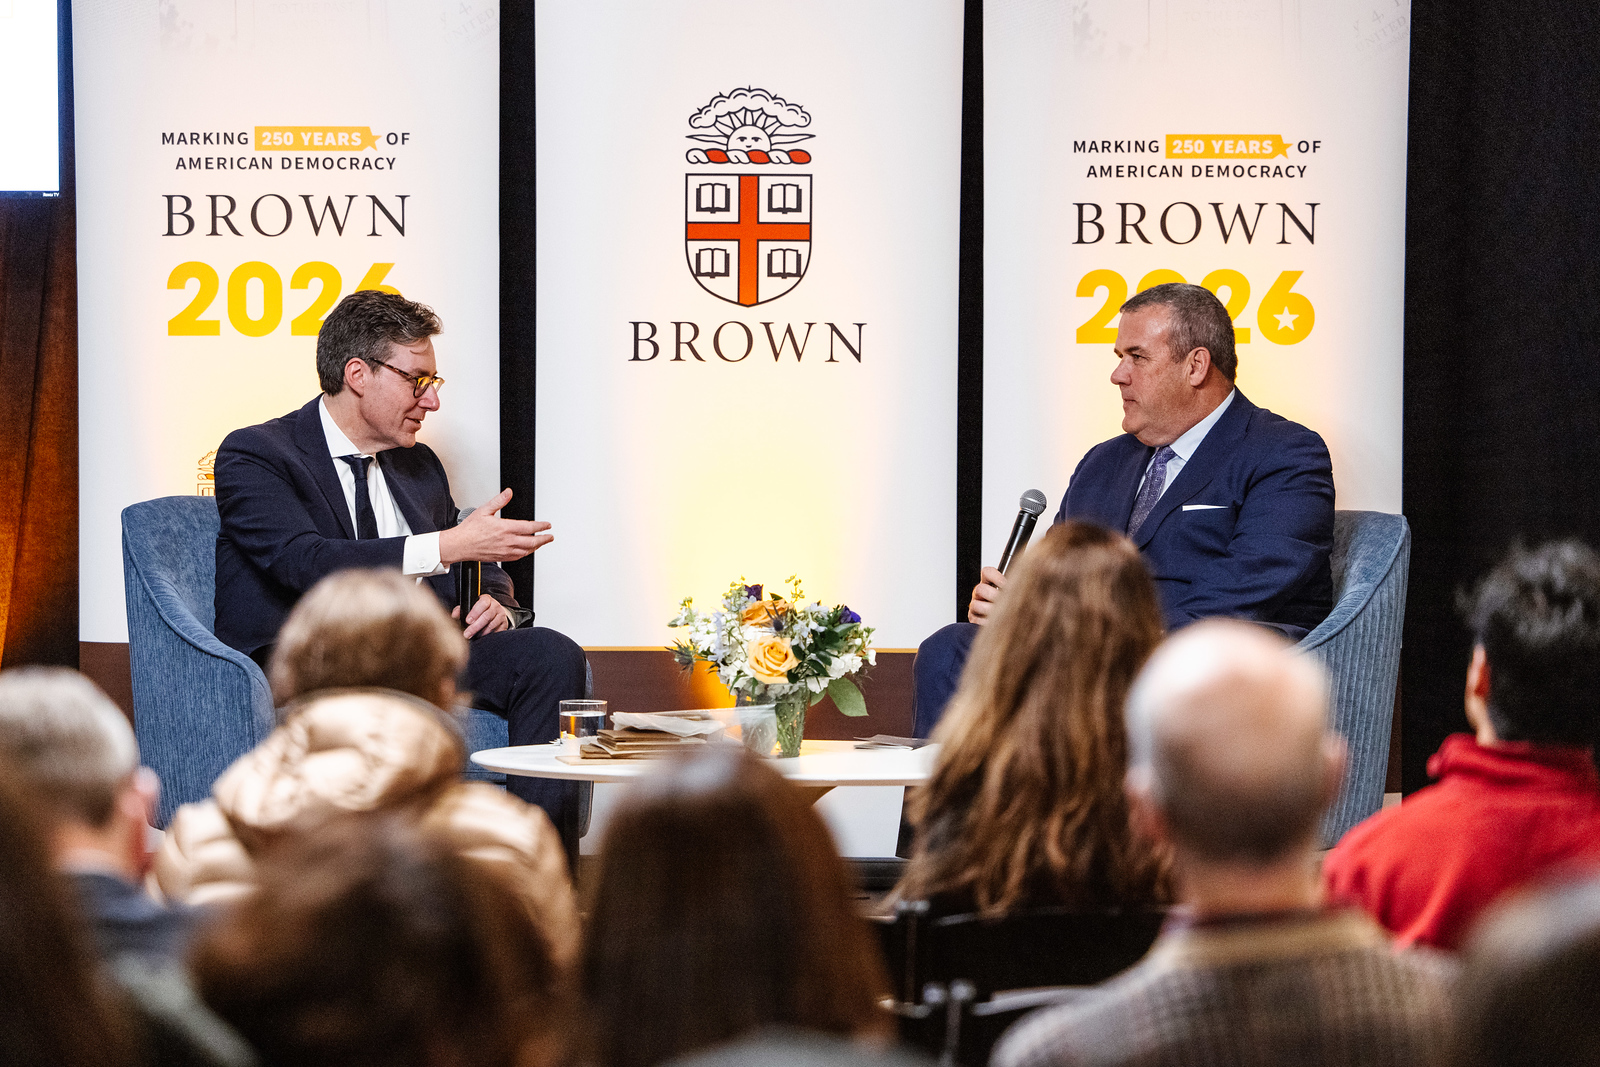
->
[499, 3, 538, 607]
[1401, 0, 1600, 790]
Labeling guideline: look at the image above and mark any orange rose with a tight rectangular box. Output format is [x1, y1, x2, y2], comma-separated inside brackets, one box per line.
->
[746, 636, 799, 684]
[740, 599, 786, 627]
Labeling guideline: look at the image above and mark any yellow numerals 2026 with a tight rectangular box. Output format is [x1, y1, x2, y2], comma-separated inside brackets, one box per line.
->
[1076, 269, 1314, 346]
[167, 261, 400, 337]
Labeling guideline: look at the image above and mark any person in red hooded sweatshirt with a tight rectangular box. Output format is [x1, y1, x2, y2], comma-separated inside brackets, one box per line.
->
[1324, 540, 1600, 951]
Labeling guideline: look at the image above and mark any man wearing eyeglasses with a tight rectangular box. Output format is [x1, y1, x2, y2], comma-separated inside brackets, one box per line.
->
[212, 289, 586, 826]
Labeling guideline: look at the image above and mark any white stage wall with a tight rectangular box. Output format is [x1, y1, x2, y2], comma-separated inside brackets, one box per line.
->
[533, 0, 965, 648]
[75, 0, 501, 642]
[982, 0, 1410, 564]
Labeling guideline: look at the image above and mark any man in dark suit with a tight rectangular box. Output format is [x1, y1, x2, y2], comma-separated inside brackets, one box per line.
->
[914, 283, 1333, 735]
[213, 290, 586, 823]
[0, 668, 191, 965]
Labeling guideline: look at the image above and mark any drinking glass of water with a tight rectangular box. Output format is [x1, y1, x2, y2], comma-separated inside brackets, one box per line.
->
[559, 699, 608, 754]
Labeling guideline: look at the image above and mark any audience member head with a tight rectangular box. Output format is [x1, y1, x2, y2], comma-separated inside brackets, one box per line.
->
[1457, 876, 1600, 1067]
[1125, 621, 1341, 901]
[1459, 540, 1600, 747]
[269, 568, 466, 709]
[901, 521, 1169, 914]
[192, 813, 562, 1067]
[316, 289, 441, 396]
[583, 747, 891, 1067]
[0, 667, 155, 880]
[0, 758, 136, 1067]
[1118, 281, 1238, 382]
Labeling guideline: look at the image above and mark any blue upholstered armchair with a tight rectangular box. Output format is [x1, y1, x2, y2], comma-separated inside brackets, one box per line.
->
[1298, 510, 1411, 847]
[123, 497, 276, 826]
[122, 496, 511, 827]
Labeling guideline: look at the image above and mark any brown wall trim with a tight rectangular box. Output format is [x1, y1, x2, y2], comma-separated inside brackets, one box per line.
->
[77, 642, 916, 742]
[79, 641, 133, 724]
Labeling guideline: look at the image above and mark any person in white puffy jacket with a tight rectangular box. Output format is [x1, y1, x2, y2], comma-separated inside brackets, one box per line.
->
[155, 568, 578, 967]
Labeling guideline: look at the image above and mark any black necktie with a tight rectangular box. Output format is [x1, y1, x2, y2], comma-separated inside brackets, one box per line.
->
[338, 455, 380, 540]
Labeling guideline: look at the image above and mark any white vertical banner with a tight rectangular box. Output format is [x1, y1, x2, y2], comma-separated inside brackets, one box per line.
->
[983, 0, 1409, 561]
[74, 0, 501, 643]
[534, 0, 964, 647]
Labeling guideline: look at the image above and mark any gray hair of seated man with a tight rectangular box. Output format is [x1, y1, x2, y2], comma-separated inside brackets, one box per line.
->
[1125, 620, 1341, 865]
[0, 667, 138, 829]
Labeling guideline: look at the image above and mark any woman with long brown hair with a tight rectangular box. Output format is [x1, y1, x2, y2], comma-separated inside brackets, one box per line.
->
[894, 521, 1171, 916]
[582, 746, 892, 1067]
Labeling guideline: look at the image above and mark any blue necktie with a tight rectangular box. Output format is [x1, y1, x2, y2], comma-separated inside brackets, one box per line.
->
[1127, 446, 1176, 538]
[338, 455, 380, 540]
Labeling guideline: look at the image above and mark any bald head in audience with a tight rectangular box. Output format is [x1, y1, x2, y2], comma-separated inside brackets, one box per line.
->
[1125, 620, 1343, 912]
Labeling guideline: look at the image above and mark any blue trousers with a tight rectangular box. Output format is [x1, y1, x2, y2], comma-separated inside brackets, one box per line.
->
[461, 625, 588, 840]
[913, 622, 979, 738]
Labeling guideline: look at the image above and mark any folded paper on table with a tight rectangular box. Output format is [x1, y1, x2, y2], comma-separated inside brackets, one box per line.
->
[611, 709, 729, 738]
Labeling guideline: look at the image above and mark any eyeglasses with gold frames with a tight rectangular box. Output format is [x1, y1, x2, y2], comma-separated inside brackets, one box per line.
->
[366, 358, 445, 398]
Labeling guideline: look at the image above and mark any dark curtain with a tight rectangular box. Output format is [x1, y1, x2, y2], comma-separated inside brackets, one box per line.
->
[0, 197, 77, 669]
[1401, 1, 1600, 789]
[0, 0, 76, 670]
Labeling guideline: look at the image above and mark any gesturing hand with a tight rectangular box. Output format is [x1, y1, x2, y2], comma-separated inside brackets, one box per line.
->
[438, 488, 553, 564]
[967, 566, 1009, 625]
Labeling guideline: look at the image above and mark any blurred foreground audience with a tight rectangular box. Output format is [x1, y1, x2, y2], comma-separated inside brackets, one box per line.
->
[894, 523, 1170, 916]
[1456, 876, 1600, 1067]
[0, 667, 252, 1065]
[154, 568, 577, 963]
[994, 621, 1454, 1067]
[0, 763, 138, 1067]
[1324, 541, 1600, 950]
[192, 813, 564, 1067]
[583, 747, 893, 1067]
[0, 667, 189, 965]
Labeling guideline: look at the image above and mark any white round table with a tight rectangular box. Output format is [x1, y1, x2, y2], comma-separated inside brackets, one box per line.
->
[472, 738, 937, 793]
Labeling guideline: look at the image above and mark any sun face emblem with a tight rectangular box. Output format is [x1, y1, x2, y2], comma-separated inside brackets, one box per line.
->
[685, 87, 813, 165]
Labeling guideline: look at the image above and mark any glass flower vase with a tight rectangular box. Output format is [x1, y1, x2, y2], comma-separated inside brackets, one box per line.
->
[773, 689, 807, 758]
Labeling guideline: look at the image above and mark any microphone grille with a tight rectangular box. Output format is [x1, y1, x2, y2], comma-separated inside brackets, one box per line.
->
[1019, 489, 1048, 517]
[458, 507, 476, 522]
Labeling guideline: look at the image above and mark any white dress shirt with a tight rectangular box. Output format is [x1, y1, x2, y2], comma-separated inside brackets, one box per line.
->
[1139, 388, 1237, 501]
[318, 397, 445, 576]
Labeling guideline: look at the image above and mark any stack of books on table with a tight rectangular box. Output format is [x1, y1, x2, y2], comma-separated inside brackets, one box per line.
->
[561, 728, 712, 762]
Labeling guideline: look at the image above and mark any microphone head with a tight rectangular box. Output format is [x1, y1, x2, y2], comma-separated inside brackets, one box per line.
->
[458, 507, 476, 522]
[1018, 489, 1048, 517]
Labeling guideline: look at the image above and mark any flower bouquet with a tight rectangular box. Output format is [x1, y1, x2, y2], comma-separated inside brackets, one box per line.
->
[669, 576, 874, 757]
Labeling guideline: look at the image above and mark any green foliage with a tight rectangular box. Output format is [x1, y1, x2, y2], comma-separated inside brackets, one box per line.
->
[828, 676, 868, 717]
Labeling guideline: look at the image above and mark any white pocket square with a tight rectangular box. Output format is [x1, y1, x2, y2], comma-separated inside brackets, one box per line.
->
[1182, 504, 1228, 511]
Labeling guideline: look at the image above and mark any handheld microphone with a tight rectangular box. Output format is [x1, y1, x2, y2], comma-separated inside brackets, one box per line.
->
[455, 507, 481, 630]
[997, 489, 1049, 575]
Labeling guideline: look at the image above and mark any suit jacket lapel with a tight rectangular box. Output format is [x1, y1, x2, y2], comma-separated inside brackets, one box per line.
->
[292, 397, 356, 539]
[378, 452, 436, 534]
[1110, 444, 1154, 533]
[1132, 391, 1256, 549]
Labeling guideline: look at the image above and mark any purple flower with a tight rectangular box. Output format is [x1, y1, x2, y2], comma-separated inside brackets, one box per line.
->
[744, 584, 763, 600]
[839, 606, 861, 624]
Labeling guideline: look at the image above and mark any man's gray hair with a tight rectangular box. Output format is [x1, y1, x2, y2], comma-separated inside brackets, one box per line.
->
[0, 668, 138, 828]
[1119, 282, 1238, 382]
[1126, 621, 1335, 865]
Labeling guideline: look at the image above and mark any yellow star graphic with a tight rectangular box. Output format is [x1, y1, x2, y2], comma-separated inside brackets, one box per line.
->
[1274, 308, 1299, 331]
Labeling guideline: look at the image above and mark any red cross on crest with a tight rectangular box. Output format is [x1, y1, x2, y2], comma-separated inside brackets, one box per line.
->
[685, 173, 812, 306]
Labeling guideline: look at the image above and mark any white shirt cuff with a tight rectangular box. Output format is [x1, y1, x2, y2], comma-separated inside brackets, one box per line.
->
[403, 532, 447, 576]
